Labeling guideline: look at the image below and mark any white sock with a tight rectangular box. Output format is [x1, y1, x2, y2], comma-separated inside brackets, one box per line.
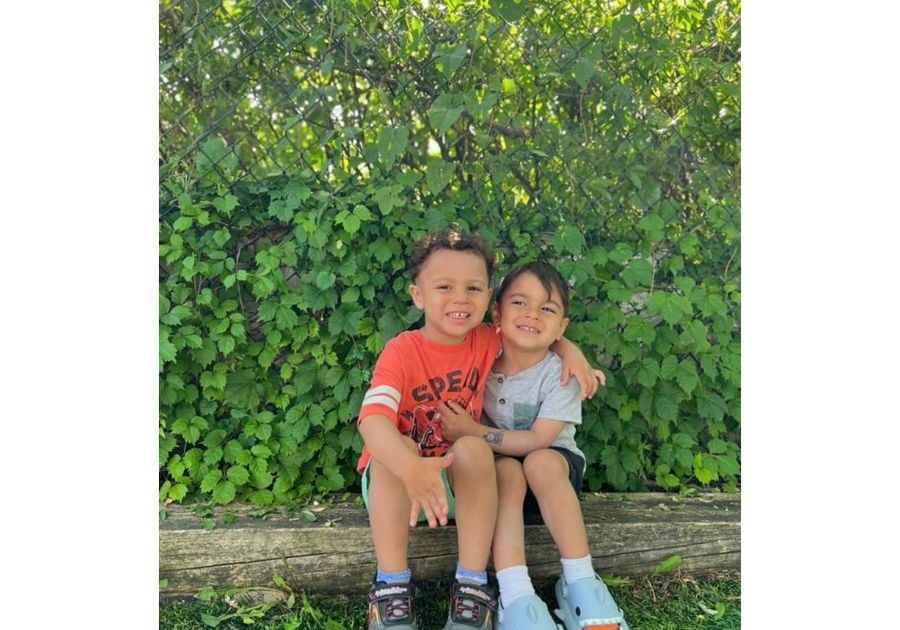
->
[496, 565, 535, 608]
[560, 554, 595, 584]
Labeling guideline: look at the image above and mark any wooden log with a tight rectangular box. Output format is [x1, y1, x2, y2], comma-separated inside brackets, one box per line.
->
[159, 492, 739, 597]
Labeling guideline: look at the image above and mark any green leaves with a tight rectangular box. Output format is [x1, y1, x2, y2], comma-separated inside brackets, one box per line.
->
[374, 126, 408, 170]
[620, 258, 653, 288]
[268, 199, 294, 222]
[637, 214, 666, 242]
[428, 94, 465, 135]
[554, 224, 585, 256]
[673, 360, 699, 394]
[697, 392, 728, 421]
[635, 358, 660, 388]
[648, 291, 693, 325]
[574, 56, 596, 89]
[372, 185, 404, 215]
[425, 158, 455, 195]
[314, 270, 336, 290]
[435, 44, 467, 78]
[226, 370, 265, 409]
[335, 204, 373, 235]
[654, 554, 683, 574]
[212, 479, 236, 504]
[195, 136, 237, 179]
[327, 305, 366, 336]
[490, 0, 527, 21]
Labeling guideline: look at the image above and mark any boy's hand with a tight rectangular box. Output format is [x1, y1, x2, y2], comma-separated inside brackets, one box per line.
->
[437, 401, 479, 441]
[561, 360, 606, 400]
[404, 453, 454, 528]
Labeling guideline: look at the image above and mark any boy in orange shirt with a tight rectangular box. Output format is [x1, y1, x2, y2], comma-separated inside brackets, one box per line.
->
[357, 229, 600, 630]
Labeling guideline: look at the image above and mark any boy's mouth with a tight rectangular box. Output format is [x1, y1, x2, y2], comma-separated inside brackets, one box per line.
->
[516, 324, 541, 334]
[446, 311, 470, 320]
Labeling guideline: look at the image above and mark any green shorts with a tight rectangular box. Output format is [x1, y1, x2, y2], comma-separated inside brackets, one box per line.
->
[361, 459, 456, 522]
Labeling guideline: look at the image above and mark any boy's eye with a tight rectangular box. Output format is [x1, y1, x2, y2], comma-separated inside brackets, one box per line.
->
[511, 299, 525, 306]
[542, 306, 557, 314]
[468, 286, 483, 292]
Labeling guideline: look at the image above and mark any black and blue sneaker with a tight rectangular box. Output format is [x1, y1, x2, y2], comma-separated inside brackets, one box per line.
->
[368, 580, 417, 629]
[442, 580, 497, 629]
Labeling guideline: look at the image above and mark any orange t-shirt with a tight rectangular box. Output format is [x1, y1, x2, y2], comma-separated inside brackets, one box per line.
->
[356, 323, 502, 472]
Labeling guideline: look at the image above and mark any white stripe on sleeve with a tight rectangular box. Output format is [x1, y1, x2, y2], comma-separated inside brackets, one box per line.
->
[365, 385, 400, 403]
[362, 394, 400, 412]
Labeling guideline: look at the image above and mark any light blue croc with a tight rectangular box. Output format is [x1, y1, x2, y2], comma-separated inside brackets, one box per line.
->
[495, 593, 560, 629]
[553, 575, 629, 630]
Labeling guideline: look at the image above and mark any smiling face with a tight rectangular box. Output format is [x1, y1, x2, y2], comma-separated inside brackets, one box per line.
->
[408, 248, 492, 345]
[493, 271, 569, 354]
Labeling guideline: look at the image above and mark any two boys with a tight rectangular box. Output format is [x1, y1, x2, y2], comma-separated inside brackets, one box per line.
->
[356, 229, 622, 629]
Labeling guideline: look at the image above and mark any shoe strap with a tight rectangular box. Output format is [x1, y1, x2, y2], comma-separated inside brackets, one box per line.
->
[370, 583, 415, 622]
[450, 582, 497, 624]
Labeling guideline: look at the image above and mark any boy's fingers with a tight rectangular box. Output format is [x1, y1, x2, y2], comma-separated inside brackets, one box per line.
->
[433, 496, 448, 527]
[428, 491, 447, 527]
[423, 504, 438, 528]
[409, 500, 421, 527]
[578, 373, 595, 400]
[412, 497, 438, 528]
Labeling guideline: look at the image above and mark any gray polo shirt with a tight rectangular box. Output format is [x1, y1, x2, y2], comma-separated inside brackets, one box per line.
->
[482, 350, 586, 473]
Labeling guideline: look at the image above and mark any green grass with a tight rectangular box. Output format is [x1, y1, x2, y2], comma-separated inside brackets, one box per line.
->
[160, 572, 740, 629]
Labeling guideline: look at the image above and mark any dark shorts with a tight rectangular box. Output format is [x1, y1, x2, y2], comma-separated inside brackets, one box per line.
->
[506, 447, 585, 524]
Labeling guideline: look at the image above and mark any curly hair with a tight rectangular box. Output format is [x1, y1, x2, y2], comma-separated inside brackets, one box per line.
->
[408, 227, 495, 283]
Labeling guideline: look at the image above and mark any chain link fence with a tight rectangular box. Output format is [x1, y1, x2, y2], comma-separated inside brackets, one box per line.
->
[160, 0, 740, 244]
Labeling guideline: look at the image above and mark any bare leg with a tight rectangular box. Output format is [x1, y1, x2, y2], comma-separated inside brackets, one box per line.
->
[446, 435, 497, 571]
[367, 437, 418, 572]
[523, 449, 590, 559]
[491, 456, 528, 570]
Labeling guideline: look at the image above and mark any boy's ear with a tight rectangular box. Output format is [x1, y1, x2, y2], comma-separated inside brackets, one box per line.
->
[409, 284, 424, 310]
[556, 316, 570, 341]
[491, 302, 500, 322]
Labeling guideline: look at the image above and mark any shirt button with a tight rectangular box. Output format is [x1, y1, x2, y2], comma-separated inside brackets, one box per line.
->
[497, 377, 504, 384]
[499, 398, 506, 404]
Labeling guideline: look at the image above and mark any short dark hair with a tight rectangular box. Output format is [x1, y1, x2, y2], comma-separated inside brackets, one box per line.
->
[408, 227, 495, 283]
[496, 260, 570, 314]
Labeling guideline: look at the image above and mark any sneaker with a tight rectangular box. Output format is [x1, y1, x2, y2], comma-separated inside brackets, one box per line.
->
[442, 580, 497, 629]
[553, 575, 628, 630]
[368, 581, 417, 629]
[496, 592, 559, 629]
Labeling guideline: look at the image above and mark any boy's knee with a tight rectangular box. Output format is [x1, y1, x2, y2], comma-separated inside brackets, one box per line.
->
[449, 435, 495, 469]
[522, 449, 568, 486]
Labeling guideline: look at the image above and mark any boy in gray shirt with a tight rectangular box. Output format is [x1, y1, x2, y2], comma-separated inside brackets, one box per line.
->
[439, 261, 629, 630]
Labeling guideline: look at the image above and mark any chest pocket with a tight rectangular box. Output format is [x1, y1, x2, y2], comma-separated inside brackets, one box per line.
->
[512, 403, 540, 430]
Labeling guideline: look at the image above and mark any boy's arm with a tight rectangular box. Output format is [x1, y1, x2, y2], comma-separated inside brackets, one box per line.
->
[438, 401, 565, 457]
[551, 336, 606, 400]
[359, 413, 454, 528]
